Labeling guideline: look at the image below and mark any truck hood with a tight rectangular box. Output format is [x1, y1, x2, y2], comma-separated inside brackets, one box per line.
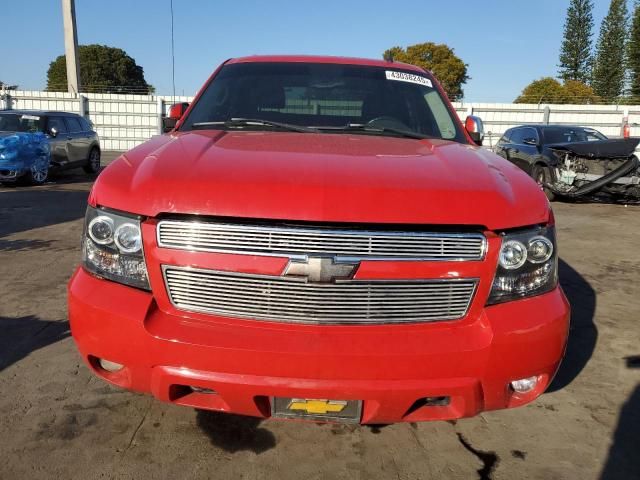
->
[92, 130, 550, 230]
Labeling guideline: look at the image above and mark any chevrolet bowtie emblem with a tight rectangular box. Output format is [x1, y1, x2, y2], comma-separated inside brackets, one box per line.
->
[288, 399, 348, 415]
[284, 256, 359, 283]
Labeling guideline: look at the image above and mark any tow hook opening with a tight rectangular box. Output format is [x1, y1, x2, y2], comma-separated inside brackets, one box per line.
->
[168, 384, 230, 412]
[190, 386, 217, 395]
[404, 396, 452, 417]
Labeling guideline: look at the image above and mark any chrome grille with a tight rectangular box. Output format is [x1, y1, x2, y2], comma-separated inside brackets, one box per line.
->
[163, 266, 478, 324]
[157, 221, 486, 260]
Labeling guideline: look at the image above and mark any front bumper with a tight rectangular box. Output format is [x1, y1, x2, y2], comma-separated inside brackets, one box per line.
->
[68, 267, 569, 424]
[0, 168, 25, 181]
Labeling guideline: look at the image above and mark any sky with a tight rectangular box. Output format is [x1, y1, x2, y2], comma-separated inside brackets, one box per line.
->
[2, 0, 616, 102]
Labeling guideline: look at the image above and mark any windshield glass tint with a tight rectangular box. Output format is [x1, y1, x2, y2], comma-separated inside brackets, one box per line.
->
[181, 62, 465, 142]
[543, 127, 606, 144]
[0, 113, 44, 133]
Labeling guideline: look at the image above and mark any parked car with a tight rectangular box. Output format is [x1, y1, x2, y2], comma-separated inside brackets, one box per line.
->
[495, 125, 640, 201]
[0, 110, 101, 185]
[68, 55, 569, 425]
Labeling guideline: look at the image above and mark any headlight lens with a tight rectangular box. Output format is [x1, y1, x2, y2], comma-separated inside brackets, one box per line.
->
[88, 215, 114, 245]
[82, 206, 150, 290]
[487, 226, 557, 305]
[499, 240, 528, 269]
[114, 223, 143, 253]
[527, 236, 554, 263]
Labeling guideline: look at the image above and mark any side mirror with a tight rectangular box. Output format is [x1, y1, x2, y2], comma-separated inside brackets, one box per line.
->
[49, 127, 58, 138]
[168, 102, 189, 121]
[163, 102, 189, 133]
[465, 115, 485, 146]
[523, 137, 538, 146]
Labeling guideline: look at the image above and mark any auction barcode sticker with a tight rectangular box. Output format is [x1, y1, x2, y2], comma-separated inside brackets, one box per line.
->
[385, 71, 433, 88]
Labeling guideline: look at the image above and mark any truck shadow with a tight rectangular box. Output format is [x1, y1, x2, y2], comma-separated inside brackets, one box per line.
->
[0, 315, 70, 372]
[0, 188, 88, 239]
[47, 169, 102, 185]
[547, 258, 597, 392]
[600, 357, 640, 480]
[195, 409, 277, 454]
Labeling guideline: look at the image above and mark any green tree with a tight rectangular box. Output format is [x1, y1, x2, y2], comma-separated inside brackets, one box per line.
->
[383, 42, 469, 99]
[563, 80, 600, 103]
[514, 78, 599, 104]
[592, 0, 629, 100]
[558, 0, 594, 83]
[46, 44, 153, 94]
[515, 77, 566, 103]
[627, 1, 640, 99]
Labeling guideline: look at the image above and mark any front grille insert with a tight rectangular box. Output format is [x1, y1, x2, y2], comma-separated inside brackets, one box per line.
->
[162, 266, 478, 325]
[157, 220, 486, 261]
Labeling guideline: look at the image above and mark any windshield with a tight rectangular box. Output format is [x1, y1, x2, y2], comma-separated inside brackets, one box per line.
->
[543, 126, 607, 144]
[181, 62, 466, 143]
[0, 113, 45, 133]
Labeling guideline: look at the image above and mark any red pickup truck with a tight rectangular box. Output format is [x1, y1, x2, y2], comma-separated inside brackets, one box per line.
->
[68, 55, 570, 424]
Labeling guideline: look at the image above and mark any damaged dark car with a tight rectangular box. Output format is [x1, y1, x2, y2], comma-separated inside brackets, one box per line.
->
[495, 125, 640, 202]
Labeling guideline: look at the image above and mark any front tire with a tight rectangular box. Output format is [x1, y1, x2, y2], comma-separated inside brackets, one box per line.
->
[26, 163, 49, 185]
[83, 148, 101, 174]
[532, 164, 555, 201]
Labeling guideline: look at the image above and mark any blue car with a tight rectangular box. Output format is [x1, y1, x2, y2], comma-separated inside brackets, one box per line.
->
[0, 110, 101, 185]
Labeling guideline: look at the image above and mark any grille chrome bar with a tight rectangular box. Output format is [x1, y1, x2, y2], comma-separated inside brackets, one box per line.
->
[162, 266, 478, 325]
[157, 220, 486, 261]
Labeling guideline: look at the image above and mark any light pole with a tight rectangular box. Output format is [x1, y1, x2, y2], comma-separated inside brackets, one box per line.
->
[61, 0, 80, 94]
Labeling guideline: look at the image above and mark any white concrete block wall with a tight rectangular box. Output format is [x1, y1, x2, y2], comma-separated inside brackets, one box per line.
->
[2, 91, 639, 150]
[0, 90, 197, 150]
[8, 90, 80, 115]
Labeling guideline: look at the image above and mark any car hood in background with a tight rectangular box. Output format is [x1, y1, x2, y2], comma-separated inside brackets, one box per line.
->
[91, 130, 550, 231]
[547, 138, 640, 158]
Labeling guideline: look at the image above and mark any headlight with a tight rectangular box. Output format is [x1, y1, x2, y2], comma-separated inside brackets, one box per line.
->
[114, 223, 143, 253]
[487, 226, 557, 305]
[82, 206, 150, 290]
[88, 216, 115, 245]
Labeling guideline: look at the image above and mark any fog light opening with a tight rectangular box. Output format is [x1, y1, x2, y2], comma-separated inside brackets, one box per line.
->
[510, 376, 539, 394]
[98, 358, 125, 373]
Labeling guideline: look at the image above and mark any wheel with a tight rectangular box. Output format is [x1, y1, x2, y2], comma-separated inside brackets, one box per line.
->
[532, 164, 555, 201]
[25, 163, 49, 185]
[83, 148, 101, 174]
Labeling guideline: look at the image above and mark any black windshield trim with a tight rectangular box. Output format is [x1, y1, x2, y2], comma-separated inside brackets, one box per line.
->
[313, 124, 432, 140]
[190, 118, 318, 134]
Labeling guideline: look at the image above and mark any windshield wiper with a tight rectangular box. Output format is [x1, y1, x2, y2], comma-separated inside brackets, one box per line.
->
[189, 118, 318, 134]
[315, 123, 431, 140]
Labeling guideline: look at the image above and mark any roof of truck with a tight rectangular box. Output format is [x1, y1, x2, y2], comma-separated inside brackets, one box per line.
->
[227, 55, 426, 73]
